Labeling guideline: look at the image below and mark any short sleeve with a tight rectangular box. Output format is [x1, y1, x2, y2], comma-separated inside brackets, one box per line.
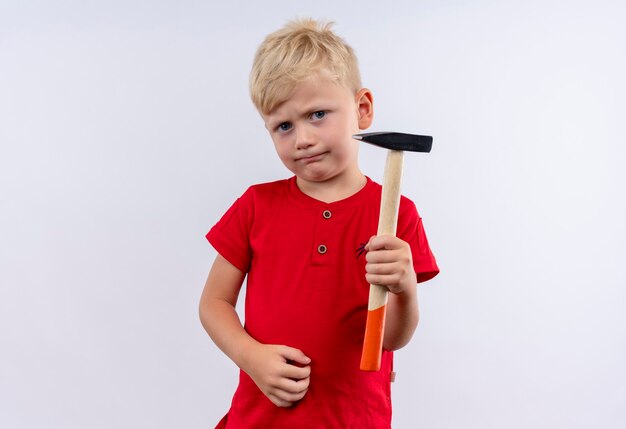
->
[397, 199, 440, 283]
[206, 189, 255, 273]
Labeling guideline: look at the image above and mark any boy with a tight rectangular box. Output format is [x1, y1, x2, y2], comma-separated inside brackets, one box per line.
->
[199, 18, 439, 428]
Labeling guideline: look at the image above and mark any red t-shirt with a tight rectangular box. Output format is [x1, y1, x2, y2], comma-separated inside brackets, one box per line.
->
[207, 176, 439, 428]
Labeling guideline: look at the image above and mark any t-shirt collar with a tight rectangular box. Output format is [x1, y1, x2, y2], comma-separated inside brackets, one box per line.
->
[287, 175, 377, 209]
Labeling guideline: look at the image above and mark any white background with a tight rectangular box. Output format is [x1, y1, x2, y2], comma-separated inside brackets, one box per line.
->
[1, 0, 625, 428]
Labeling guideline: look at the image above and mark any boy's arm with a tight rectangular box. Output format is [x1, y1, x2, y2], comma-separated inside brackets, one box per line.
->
[199, 254, 311, 407]
[364, 235, 419, 351]
[384, 282, 419, 351]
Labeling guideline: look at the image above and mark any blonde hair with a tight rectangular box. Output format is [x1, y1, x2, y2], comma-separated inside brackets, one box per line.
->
[250, 18, 362, 114]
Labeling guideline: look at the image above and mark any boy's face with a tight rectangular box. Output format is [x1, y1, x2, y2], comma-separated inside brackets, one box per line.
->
[262, 74, 373, 191]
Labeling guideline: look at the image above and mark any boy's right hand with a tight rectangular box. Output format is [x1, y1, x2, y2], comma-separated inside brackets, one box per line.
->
[242, 344, 311, 408]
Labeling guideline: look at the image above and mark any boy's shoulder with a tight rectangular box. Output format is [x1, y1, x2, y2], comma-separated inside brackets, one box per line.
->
[236, 177, 295, 209]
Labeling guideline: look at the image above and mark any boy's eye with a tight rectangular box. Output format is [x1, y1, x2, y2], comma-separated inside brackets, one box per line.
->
[311, 111, 326, 120]
[278, 122, 292, 132]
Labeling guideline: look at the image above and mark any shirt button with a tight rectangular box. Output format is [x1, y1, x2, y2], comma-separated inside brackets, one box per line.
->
[317, 244, 328, 254]
[322, 210, 332, 219]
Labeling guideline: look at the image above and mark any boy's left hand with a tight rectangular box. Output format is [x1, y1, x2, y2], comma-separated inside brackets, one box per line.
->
[364, 235, 417, 295]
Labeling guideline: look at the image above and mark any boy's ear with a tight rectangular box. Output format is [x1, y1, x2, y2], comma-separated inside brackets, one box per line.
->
[355, 88, 374, 130]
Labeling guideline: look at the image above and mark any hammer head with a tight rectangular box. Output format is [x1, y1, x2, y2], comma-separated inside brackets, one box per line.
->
[353, 132, 432, 153]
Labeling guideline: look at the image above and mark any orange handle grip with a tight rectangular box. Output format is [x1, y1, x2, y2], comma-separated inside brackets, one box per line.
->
[360, 303, 387, 371]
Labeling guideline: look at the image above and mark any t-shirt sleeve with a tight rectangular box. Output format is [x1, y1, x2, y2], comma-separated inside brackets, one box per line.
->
[206, 189, 255, 273]
[397, 199, 440, 283]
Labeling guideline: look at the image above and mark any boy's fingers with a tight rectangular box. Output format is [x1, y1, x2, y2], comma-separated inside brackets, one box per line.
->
[366, 261, 399, 275]
[277, 376, 310, 394]
[268, 377, 310, 407]
[366, 235, 404, 252]
[283, 362, 311, 380]
[280, 346, 311, 365]
[365, 248, 405, 264]
[364, 235, 377, 251]
[272, 387, 308, 405]
[366, 273, 399, 286]
[268, 393, 293, 408]
[366, 235, 394, 251]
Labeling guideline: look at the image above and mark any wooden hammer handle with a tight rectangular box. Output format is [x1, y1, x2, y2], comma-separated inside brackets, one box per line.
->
[360, 150, 404, 371]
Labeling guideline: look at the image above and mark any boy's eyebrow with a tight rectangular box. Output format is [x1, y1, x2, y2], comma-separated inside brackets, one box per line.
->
[264, 117, 285, 130]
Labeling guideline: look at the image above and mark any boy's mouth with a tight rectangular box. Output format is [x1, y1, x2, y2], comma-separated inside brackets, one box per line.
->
[296, 152, 328, 164]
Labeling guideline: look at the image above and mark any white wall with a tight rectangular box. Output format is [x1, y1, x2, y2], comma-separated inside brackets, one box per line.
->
[1, 0, 625, 427]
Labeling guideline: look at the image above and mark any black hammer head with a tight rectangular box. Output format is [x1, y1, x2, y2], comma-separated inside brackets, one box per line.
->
[353, 132, 432, 153]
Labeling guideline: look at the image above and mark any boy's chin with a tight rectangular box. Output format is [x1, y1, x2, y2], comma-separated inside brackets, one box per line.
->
[295, 173, 332, 185]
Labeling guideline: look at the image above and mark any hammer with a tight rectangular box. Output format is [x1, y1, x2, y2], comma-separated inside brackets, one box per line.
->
[353, 131, 433, 371]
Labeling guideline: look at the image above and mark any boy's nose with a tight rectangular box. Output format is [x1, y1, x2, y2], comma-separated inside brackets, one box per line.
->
[294, 127, 315, 149]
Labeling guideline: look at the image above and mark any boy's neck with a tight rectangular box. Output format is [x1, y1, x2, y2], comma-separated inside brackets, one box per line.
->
[296, 171, 367, 204]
